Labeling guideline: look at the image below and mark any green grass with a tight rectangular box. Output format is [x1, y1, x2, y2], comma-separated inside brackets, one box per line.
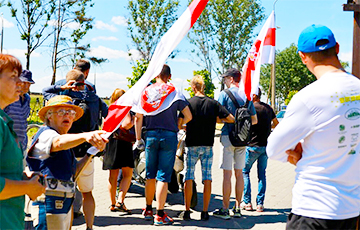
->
[28, 94, 44, 125]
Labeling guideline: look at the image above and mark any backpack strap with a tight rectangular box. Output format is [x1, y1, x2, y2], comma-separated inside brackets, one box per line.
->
[224, 89, 241, 108]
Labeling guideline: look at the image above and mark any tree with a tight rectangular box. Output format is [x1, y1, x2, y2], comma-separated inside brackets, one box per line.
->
[185, 69, 216, 98]
[260, 44, 316, 106]
[7, 0, 56, 69]
[188, 0, 264, 82]
[127, 0, 180, 62]
[50, 0, 94, 85]
[260, 43, 350, 106]
[127, 59, 150, 88]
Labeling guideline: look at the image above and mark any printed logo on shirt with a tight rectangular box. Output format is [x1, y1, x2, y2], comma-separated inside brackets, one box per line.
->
[345, 108, 360, 120]
[339, 124, 345, 131]
[338, 136, 345, 144]
[348, 149, 356, 155]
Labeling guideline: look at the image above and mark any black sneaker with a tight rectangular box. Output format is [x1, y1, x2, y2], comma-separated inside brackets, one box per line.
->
[213, 208, 230, 220]
[232, 206, 242, 218]
[201, 211, 209, 221]
[179, 210, 191, 221]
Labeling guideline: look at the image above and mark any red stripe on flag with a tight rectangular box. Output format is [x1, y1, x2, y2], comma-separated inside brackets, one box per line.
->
[188, 0, 209, 27]
[102, 105, 132, 133]
[264, 28, 276, 46]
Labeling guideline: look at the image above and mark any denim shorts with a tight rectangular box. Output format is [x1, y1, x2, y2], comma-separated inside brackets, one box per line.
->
[184, 146, 213, 182]
[145, 129, 178, 183]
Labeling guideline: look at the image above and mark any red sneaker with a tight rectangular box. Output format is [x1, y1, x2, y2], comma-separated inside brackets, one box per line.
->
[154, 213, 174, 225]
[142, 208, 153, 220]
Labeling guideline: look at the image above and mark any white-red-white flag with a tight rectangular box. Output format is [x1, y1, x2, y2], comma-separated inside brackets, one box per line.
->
[102, 0, 208, 133]
[240, 11, 275, 100]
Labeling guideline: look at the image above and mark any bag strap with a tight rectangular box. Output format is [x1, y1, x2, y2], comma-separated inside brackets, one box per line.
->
[224, 89, 241, 108]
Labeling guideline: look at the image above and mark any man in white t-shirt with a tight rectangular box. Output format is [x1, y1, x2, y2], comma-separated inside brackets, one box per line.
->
[267, 24, 360, 229]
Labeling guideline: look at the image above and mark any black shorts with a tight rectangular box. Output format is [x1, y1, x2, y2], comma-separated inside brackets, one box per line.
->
[286, 213, 360, 230]
[102, 137, 134, 170]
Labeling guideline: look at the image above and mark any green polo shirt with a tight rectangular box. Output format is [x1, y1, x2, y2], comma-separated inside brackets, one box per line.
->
[0, 108, 25, 230]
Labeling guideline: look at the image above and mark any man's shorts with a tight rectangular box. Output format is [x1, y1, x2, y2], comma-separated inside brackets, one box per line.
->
[76, 158, 94, 193]
[184, 146, 213, 182]
[145, 129, 177, 183]
[219, 135, 246, 170]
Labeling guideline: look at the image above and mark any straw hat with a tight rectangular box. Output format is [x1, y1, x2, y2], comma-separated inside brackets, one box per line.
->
[38, 95, 84, 122]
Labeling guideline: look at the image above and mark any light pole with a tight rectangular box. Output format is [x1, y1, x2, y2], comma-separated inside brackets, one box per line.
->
[1, 13, 3, 53]
[344, 0, 360, 78]
[270, 0, 279, 111]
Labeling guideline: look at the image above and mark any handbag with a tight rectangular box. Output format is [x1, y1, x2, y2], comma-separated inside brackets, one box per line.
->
[114, 127, 136, 143]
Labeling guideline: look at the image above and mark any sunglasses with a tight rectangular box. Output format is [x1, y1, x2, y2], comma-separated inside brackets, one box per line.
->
[53, 109, 76, 118]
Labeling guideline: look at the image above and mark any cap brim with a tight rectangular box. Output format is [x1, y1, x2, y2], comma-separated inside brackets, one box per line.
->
[38, 104, 84, 122]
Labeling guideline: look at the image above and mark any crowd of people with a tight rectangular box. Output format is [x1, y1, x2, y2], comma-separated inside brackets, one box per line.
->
[0, 24, 359, 230]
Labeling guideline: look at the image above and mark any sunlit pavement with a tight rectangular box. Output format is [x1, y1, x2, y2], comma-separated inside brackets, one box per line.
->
[72, 131, 295, 230]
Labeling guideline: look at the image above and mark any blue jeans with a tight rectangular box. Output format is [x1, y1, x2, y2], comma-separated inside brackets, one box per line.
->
[145, 129, 178, 183]
[243, 146, 268, 205]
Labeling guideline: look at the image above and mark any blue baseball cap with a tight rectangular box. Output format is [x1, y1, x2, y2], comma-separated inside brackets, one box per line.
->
[297, 24, 336, 53]
[19, 70, 35, 84]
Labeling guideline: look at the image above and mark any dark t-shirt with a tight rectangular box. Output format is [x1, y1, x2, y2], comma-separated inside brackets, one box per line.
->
[249, 101, 276, 147]
[144, 99, 189, 132]
[185, 96, 230, 147]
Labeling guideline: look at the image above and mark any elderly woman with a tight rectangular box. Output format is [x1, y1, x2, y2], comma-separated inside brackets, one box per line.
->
[0, 54, 45, 230]
[27, 95, 108, 230]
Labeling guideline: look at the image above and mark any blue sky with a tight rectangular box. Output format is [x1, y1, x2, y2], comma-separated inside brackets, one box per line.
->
[1, 0, 353, 98]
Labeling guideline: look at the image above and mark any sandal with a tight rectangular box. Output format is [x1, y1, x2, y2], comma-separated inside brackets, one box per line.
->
[115, 202, 132, 214]
[109, 204, 121, 212]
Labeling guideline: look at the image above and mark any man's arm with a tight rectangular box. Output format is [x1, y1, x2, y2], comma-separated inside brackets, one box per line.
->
[266, 97, 314, 162]
[134, 113, 144, 141]
[217, 114, 235, 123]
[251, 114, 258, 125]
[271, 117, 279, 129]
[180, 106, 192, 126]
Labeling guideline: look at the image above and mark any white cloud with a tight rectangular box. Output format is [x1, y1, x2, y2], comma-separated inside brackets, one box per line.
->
[88, 46, 141, 61]
[0, 18, 15, 28]
[339, 51, 352, 64]
[4, 49, 41, 58]
[111, 16, 127, 26]
[92, 36, 118, 42]
[48, 20, 80, 30]
[94, 20, 117, 32]
[169, 58, 191, 63]
[87, 72, 130, 97]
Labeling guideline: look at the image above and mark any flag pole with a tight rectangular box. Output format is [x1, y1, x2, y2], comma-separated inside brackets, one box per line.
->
[271, 0, 279, 111]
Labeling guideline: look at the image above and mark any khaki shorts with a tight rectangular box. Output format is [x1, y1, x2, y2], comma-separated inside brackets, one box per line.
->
[76, 158, 94, 193]
[219, 135, 246, 170]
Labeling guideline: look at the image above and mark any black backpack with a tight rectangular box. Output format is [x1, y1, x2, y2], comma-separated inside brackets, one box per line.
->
[224, 89, 252, 147]
[69, 98, 92, 157]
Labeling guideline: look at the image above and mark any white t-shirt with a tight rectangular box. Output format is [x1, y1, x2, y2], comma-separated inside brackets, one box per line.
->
[31, 129, 60, 160]
[267, 71, 360, 220]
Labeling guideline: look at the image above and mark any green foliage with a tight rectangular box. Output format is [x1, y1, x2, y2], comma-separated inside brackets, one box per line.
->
[284, 90, 298, 105]
[7, 0, 56, 69]
[127, 59, 150, 88]
[50, 0, 96, 84]
[185, 69, 216, 98]
[260, 43, 316, 105]
[127, 0, 180, 62]
[188, 0, 264, 80]
[70, 0, 96, 65]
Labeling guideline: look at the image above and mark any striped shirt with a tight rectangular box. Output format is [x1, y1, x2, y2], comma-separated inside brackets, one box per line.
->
[4, 94, 31, 152]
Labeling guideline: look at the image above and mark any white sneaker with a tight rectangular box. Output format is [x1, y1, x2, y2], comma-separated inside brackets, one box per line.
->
[240, 201, 253, 211]
[256, 204, 264, 212]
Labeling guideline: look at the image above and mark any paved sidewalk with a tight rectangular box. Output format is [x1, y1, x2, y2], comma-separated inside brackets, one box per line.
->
[73, 133, 296, 230]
